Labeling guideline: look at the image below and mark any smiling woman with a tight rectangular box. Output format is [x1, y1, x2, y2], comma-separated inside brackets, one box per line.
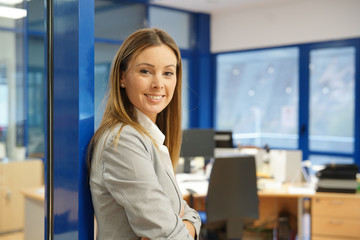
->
[87, 28, 201, 240]
[120, 44, 177, 123]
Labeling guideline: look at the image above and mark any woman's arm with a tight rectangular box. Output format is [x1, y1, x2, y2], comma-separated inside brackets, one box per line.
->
[180, 199, 201, 239]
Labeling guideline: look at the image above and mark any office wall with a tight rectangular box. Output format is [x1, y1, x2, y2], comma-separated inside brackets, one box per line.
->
[211, 0, 360, 52]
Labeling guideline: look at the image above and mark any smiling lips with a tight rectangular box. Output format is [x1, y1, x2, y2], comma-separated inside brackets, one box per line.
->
[145, 94, 164, 100]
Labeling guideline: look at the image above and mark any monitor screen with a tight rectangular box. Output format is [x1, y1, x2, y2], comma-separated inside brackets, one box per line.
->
[214, 131, 233, 148]
[180, 129, 215, 159]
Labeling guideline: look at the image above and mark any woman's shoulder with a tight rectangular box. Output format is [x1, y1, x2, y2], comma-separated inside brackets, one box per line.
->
[104, 123, 151, 146]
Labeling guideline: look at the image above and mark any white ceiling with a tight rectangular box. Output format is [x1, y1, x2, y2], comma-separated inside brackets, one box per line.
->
[151, 0, 293, 14]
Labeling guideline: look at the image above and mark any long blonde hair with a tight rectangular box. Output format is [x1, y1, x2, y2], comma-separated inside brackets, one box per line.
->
[87, 28, 182, 170]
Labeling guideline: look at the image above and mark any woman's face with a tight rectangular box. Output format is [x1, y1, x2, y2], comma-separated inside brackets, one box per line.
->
[121, 44, 177, 123]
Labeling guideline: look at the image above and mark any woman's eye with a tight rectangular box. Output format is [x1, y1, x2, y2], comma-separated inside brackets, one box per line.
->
[164, 71, 175, 76]
[140, 69, 150, 74]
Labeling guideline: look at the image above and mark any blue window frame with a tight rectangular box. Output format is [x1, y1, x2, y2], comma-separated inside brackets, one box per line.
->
[215, 38, 360, 167]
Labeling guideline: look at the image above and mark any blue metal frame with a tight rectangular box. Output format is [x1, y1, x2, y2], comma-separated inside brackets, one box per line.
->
[194, 13, 212, 128]
[298, 44, 310, 160]
[51, 0, 94, 238]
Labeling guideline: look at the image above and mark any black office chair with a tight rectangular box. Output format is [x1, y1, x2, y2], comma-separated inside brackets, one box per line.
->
[202, 155, 259, 240]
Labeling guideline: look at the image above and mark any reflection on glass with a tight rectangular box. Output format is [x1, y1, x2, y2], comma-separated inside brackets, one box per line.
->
[95, 0, 146, 41]
[0, 0, 45, 239]
[182, 59, 189, 129]
[309, 47, 355, 153]
[94, 42, 121, 128]
[149, 6, 192, 49]
[216, 47, 299, 148]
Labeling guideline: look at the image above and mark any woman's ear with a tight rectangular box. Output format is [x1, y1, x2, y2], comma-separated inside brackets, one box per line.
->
[120, 72, 126, 88]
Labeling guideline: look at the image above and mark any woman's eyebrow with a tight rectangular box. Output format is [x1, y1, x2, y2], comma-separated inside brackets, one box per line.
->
[136, 63, 154, 67]
[165, 64, 176, 68]
[136, 63, 176, 68]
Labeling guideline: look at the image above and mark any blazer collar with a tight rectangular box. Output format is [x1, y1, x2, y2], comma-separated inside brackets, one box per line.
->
[135, 108, 165, 146]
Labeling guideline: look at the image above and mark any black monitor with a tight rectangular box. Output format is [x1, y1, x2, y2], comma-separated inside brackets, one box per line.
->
[214, 131, 233, 148]
[180, 129, 215, 173]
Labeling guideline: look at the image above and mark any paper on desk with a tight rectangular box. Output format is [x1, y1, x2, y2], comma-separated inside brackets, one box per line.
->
[288, 185, 315, 195]
[176, 173, 209, 195]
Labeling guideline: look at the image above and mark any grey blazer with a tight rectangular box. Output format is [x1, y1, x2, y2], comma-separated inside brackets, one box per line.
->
[90, 124, 201, 240]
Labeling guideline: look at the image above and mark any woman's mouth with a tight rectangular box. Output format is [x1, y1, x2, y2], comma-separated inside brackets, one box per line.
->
[145, 94, 163, 100]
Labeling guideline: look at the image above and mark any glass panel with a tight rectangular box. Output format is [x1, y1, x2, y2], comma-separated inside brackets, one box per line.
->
[95, 1, 146, 41]
[309, 154, 353, 167]
[27, 0, 45, 32]
[309, 47, 355, 153]
[149, 6, 192, 49]
[182, 58, 189, 129]
[216, 47, 299, 149]
[0, 0, 45, 238]
[94, 42, 120, 128]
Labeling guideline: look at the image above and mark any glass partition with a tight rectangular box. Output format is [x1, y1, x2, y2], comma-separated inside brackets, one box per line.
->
[0, 0, 45, 238]
[95, 1, 146, 41]
[149, 6, 193, 49]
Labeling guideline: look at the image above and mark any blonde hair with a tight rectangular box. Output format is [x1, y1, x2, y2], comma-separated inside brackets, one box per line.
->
[87, 28, 182, 169]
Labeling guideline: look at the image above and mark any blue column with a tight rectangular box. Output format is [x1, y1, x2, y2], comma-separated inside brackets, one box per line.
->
[51, 0, 94, 239]
[190, 13, 212, 128]
[298, 45, 310, 160]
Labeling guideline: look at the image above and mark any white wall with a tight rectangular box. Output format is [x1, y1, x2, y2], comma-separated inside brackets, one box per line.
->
[211, 0, 360, 52]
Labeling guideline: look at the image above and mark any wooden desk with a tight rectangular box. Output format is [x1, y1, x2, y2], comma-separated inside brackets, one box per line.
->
[183, 181, 360, 239]
[182, 181, 314, 239]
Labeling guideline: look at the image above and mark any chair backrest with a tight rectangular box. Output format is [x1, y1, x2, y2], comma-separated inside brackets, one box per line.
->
[206, 155, 259, 223]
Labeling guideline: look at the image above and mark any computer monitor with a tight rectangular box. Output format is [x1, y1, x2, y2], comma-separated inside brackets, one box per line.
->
[180, 129, 215, 173]
[214, 131, 233, 148]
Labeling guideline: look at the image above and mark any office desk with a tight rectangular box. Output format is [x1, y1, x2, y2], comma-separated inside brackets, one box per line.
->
[180, 175, 360, 239]
[178, 175, 314, 239]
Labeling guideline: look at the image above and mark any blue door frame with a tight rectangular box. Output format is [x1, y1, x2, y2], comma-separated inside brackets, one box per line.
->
[46, 0, 95, 239]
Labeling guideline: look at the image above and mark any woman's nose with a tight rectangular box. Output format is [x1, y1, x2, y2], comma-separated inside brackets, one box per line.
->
[151, 74, 164, 89]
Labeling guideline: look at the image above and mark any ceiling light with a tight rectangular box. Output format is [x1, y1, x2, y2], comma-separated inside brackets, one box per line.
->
[0, 0, 24, 5]
[0, 6, 27, 19]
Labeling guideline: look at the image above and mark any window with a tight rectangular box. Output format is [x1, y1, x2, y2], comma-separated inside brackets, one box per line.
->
[216, 47, 299, 149]
[309, 47, 355, 154]
[215, 40, 359, 166]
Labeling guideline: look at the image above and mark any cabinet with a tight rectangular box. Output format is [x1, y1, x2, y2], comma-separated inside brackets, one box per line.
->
[0, 160, 43, 235]
[311, 193, 360, 239]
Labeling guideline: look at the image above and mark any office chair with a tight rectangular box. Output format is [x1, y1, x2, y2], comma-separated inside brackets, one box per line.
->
[203, 155, 259, 240]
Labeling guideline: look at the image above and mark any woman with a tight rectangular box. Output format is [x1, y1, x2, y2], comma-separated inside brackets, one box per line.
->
[87, 28, 201, 239]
